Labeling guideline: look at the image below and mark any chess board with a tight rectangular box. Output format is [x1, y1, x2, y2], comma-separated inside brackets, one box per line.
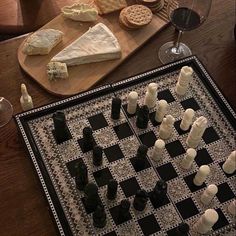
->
[15, 56, 236, 236]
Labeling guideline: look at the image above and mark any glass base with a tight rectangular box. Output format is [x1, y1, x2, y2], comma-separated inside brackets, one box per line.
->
[158, 41, 192, 64]
[0, 97, 13, 127]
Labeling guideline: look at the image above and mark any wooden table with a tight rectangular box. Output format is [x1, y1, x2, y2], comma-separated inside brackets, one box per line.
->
[0, 1, 235, 235]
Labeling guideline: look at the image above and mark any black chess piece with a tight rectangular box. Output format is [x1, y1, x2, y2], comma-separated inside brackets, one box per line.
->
[93, 205, 107, 228]
[93, 145, 103, 166]
[151, 179, 167, 204]
[83, 127, 94, 152]
[111, 97, 121, 120]
[107, 179, 118, 200]
[53, 111, 71, 144]
[75, 162, 88, 191]
[118, 199, 131, 222]
[84, 183, 100, 212]
[136, 105, 149, 129]
[175, 222, 190, 236]
[134, 144, 148, 171]
[133, 189, 148, 211]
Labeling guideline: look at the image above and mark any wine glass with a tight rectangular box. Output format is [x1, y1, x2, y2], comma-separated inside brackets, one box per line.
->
[158, 0, 212, 64]
[0, 97, 13, 127]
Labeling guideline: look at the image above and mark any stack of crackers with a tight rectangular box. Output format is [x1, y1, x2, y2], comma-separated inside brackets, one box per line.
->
[119, 5, 153, 30]
[136, 0, 165, 13]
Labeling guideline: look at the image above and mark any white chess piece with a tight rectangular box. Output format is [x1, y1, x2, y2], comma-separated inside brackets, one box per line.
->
[200, 184, 218, 205]
[127, 91, 138, 115]
[180, 108, 195, 131]
[193, 165, 210, 186]
[20, 84, 33, 111]
[181, 148, 197, 170]
[144, 83, 158, 109]
[186, 116, 207, 148]
[159, 115, 175, 140]
[194, 209, 219, 234]
[155, 100, 168, 123]
[152, 139, 165, 162]
[175, 66, 193, 96]
[228, 200, 236, 216]
[222, 151, 236, 174]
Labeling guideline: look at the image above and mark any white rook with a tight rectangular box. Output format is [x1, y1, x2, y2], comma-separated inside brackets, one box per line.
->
[152, 139, 165, 162]
[222, 150, 236, 174]
[181, 148, 197, 170]
[159, 115, 175, 140]
[175, 66, 193, 96]
[127, 91, 138, 115]
[193, 165, 210, 186]
[155, 100, 168, 123]
[186, 116, 207, 148]
[144, 83, 158, 109]
[228, 200, 236, 216]
[180, 108, 195, 131]
[200, 184, 218, 205]
[194, 209, 219, 234]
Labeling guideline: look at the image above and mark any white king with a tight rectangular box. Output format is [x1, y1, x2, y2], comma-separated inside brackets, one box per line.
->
[176, 66, 193, 96]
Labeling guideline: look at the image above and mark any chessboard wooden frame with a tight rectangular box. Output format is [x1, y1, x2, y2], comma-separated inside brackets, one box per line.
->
[14, 56, 236, 236]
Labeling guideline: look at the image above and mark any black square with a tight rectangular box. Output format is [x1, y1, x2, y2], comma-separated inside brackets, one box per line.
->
[167, 226, 188, 236]
[130, 156, 151, 172]
[181, 98, 200, 111]
[78, 137, 96, 153]
[52, 129, 72, 144]
[88, 113, 108, 131]
[195, 148, 213, 166]
[176, 198, 199, 219]
[219, 161, 236, 177]
[139, 131, 156, 148]
[184, 173, 206, 192]
[138, 214, 161, 236]
[149, 191, 170, 209]
[156, 163, 178, 181]
[166, 140, 186, 158]
[66, 158, 85, 177]
[212, 208, 229, 230]
[122, 104, 139, 118]
[120, 177, 140, 198]
[104, 145, 124, 163]
[149, 112, 161, 127]
[216, 183, 235, 203]
[202, 127, 220, 144]
[174, 119, 191, 135]
[157, 89, 175, 103]
[113, 122, 133, 140]
[109, 204, 132, 225]
[93, 168, 113, 187]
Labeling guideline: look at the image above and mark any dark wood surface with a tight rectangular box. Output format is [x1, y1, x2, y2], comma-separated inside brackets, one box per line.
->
[0, 1, 235, 235]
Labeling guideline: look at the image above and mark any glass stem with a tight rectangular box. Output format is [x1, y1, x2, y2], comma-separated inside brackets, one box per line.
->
[175, 30, 183, 54]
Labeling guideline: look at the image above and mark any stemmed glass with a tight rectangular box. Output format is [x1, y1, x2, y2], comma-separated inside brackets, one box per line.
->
[0, 97, 13, 127]
[158, 0, 212, 64]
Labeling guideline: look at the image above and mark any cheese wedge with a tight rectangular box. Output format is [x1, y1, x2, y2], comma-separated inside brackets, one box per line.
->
[51, 23, 121, 66]
[22, 29, 64, 55]
[62, 3, 98, 22]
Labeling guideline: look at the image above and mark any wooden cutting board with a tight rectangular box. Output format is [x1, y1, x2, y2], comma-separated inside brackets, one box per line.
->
[18, 0, 170, 97]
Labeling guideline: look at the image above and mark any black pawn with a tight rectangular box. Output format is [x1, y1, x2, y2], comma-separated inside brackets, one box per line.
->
[136, 105, 149, 129]
[133, 189, 148, 211]
[175, 223, 190, 236]
[107, 179, 118, 200]
[151, 179, 167, 204]
[53, 111, 71, 144]
[75, 162, 88, 191]
[93, 145, 103, 166]
[93, 205, 107, 228]
[84, 183, 100, 212]
[111, 97, 121, 120]
[118, 199, 131, 222]
[83, 127, 94, 152]
[135, 144, 148, 171]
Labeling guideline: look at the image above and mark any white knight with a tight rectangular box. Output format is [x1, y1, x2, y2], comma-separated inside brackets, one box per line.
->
[144, 83, 158, 109]
[181, 148, 197, 170]
[159, 115, 175, 140]
[176, 66, 193, 96]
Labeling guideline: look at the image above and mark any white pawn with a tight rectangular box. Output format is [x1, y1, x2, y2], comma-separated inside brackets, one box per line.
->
[194, 209, 219, 234]
[127, 91, 138, 115]
[228, 200, 236, 216]
[181, 148, 197, 170]
[159, 115, 175, 140]
[175, 66, 193, 96]
[20, 83, 33, 111]
[155, 100, 168, 123]
[144, 83, 158, 109]
[222, 151, 236, 174]
[193, 165, 210, 186]
[180, 108, 195, 131]
[152, 139, 165, 162]
[200, 184, 218, 205]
